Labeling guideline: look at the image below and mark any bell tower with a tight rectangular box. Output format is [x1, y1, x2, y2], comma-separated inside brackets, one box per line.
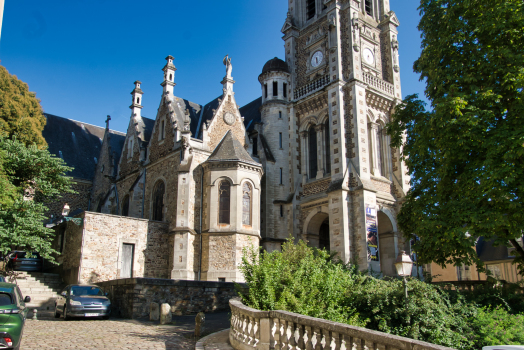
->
[282, 0, 410, 275]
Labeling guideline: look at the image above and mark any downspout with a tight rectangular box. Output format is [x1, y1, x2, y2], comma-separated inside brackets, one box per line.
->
[198, 167, 204, 280]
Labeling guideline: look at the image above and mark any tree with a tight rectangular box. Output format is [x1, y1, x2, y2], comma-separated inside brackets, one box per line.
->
[0, 137, 73, 261]
[0, 65, 47, 148]
[387, 0, 524, 274]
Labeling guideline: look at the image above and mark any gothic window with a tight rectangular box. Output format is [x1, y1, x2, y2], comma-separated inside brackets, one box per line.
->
[324, 120, 331, 174]
[306, 0, 316, 20]
[377, 123, 385, 176]
[242, 183, 252, 226]
[308, 126, 318, 179]
[283, 83, 287, 98]
[264, 84, 268, 98]
[280, 168, 283, 184]
[364, 0, 373, 16]
[273, 81, 278, 96]
[152, 180, 165, 221]
[253, 136, 258, 156]
[218, 180, 231, 225]
[160, 120, 165, 140]
[279, 133, 283, 149]
[122, 195, 130, 217]
[279, 111, 282, 119]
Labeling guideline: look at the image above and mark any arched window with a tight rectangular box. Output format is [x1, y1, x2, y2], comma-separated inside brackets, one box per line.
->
[152, 180, 165, 221]
[306, 0, 316, 20]
[364, 0, 373, 16]
[242, 183, 252, 226]
[308, 126, 318, 179]
[122, 195, 130, 217]
[218, 180, 231, 225]
[324, 120, 331, 174]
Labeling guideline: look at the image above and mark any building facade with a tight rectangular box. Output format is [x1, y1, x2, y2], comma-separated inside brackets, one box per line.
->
[51, 0, 410, 284]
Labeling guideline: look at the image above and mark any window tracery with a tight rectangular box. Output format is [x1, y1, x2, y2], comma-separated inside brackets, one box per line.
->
[242, 183, 252, 226]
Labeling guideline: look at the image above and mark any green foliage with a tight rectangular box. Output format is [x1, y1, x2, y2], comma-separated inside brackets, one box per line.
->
[470, 307, 524, 347]
[0, 65, 47, 148]
[0, 137, 74, 260]
[239, 241, 524, 349]
[387, 0, 524, 274]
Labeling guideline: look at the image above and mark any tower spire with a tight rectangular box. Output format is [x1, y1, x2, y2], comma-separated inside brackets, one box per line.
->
[130, 81, 143, 118]
[161, 55, 177, 95]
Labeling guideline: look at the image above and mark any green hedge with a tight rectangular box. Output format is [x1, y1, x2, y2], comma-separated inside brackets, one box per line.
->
[237, 240, 524, 350]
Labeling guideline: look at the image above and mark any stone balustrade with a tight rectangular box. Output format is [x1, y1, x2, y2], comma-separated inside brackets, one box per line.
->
[229, 299, 455, 350]
[293, 75, 330, 100]
[362, 72, 395, 96]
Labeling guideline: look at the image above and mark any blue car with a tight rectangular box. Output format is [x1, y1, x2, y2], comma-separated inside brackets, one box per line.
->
[54, 285, 111, 320]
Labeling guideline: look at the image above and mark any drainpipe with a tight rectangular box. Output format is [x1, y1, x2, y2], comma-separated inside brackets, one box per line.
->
[198, 167, 204, 281]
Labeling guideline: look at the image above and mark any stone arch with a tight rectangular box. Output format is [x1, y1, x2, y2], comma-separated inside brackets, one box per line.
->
[299, 115, 319, 132]
[210, 175, 235, 187]
[366, 109, 377, 123]
[317, 113, 329, 124]
[377, 207, 399, 276]
[302, 205, 330, 249]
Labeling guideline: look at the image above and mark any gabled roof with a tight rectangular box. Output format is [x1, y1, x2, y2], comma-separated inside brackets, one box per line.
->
[207, 131, 260, 166]
[476, 236, 522, 262]
[42, 113, 125, 181]
[239, 97, 262, 133]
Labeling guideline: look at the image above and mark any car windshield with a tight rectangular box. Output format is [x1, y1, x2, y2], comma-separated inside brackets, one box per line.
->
[70, 286, 104, 296]
[0, 293, 13, 306]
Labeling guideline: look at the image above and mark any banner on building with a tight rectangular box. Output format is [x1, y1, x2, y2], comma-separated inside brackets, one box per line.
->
[365, 204, 379, 262]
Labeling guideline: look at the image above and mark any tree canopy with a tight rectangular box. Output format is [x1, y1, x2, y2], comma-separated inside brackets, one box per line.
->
[0, 137, 74, 260]
[0, 65, 47, 148]
[388, 0, 524, 274]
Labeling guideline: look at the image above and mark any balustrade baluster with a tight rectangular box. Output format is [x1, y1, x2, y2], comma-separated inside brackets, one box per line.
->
[331, 332, 340, 350]
[247, 316, 254, 345]
[321, 329, 330, 349]
[242, 314, 248, 343]
[295, 324, 305, 350]
[271, 318, 280, 348]
[280, 319, 288, 350]
[304, 326, 313, 350]
[254, 318, 260, 347]
[312, 327, 322, 350]
[288, 322, 296, 349]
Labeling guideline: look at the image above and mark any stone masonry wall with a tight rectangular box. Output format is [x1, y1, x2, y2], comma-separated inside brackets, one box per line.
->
[144, 153, 180, 222]
[97, 278, 242, 318]
[59, 218, 85, 284]
[78, 212, 169, 283]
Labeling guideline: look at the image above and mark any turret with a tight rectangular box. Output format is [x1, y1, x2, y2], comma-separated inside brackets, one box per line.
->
[161, 55, 176, 95]
[129, 81, 143, 118]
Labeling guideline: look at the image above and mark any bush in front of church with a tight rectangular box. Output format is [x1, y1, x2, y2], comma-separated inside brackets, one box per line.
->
[238, 239, 524, 349]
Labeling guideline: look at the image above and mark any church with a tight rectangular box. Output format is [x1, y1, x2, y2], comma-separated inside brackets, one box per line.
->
[45, 0, 410, 284]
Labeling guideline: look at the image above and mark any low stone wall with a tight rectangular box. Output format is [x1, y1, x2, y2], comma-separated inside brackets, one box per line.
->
[229, 300, 455, 350]
[97, 278, 242, 318]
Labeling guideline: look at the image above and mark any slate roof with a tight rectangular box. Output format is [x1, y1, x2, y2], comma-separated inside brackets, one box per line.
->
[207, 131, 260, 166]
[261, 57, 290, 75]
[135, 116, 155, 145]
[476, 236, 523, 262]
[259, 134, 275, 162]
[42, 113, 125, 181]
[239, 97, 262, 133]
[194, 96, 221, 139]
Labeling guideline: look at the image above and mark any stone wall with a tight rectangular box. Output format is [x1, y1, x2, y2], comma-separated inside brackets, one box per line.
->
[58, 219, 85, 285]
[72, 212, 170, 283]
[97, 278, 242, 318]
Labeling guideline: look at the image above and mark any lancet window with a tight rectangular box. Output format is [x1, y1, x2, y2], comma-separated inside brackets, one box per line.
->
[218, 180, 231, 225]
[242, 183, 252, 226]
[308, 126, 318, 179]
[152, 180, 165, 221]
[122, 195, 130, 217]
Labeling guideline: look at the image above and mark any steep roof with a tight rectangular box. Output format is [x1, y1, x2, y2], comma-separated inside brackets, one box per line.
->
[239, 97, 262, 133]
[42, 113, 125, 181]
[207, 131, 260, 165]
[476, 237, 522, 262]
[135, 116, 155, 145]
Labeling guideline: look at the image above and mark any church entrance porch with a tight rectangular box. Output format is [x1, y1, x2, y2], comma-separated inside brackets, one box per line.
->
[303, 211, 330, 250]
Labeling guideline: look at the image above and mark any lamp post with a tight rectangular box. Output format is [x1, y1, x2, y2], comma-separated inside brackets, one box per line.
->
[395, 250, 413, 308]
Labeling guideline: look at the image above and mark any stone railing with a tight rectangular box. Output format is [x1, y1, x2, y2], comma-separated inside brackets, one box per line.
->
[229, 299, 455, 350]
[294, 75, 330, 100]
[362, 72, 394, 96]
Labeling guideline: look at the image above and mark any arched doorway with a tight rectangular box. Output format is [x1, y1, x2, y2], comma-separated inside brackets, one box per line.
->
[303, 211, 329, 250]
[377, 210, 397, 276]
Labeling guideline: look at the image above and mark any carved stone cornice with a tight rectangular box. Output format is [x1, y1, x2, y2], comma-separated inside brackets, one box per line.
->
[365, 90, 394, 113]
[296, 93, 328, 117]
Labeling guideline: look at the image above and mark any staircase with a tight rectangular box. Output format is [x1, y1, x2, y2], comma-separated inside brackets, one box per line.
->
[10, 272, 65, 319]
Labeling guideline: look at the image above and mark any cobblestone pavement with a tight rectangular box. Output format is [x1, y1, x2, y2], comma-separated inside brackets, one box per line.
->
[21, 319, 196, 350]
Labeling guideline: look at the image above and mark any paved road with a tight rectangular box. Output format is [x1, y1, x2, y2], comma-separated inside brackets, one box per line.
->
[21, 312, 231, 350]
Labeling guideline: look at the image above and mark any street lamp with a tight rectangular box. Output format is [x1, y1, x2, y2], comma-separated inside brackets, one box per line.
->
[395, 250, 413, 308]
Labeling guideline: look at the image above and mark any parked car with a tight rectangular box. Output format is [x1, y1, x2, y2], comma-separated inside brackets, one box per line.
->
[0, 282, 31, 350]
[54, 285, 111, 320]
[6, 251, 43, 272]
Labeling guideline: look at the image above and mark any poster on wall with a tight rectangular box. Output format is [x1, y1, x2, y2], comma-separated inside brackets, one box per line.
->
[366, 204, 379, 262]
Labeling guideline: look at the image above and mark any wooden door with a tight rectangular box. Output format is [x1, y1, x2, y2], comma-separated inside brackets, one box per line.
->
[121, 243, 134, 278]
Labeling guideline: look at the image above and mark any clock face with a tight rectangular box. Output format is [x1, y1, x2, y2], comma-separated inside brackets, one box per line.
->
[223, 112, 235, 125]
[311, 51, 323, 68]
[363, 48, 375, 65]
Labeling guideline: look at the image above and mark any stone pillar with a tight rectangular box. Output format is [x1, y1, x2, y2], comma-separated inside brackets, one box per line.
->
[369, 122, 380, 176]
[300, 131, 308, 184]
[316, 125, 324, 179]
[328, 190, 351, 264]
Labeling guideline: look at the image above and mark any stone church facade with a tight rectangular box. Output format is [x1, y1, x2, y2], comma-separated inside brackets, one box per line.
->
[51, 0, 410, 284]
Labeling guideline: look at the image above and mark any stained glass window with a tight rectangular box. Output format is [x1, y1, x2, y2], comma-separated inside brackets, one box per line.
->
[219, 181, 231, 224]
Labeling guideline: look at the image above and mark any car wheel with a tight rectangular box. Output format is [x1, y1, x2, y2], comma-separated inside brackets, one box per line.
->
[54, 305, 60, 318]
[102, 315, 110, 320]
[63, 306, 69, 321]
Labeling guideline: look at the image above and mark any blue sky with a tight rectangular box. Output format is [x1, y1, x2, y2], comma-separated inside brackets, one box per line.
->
[1, 0, 425, 134]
